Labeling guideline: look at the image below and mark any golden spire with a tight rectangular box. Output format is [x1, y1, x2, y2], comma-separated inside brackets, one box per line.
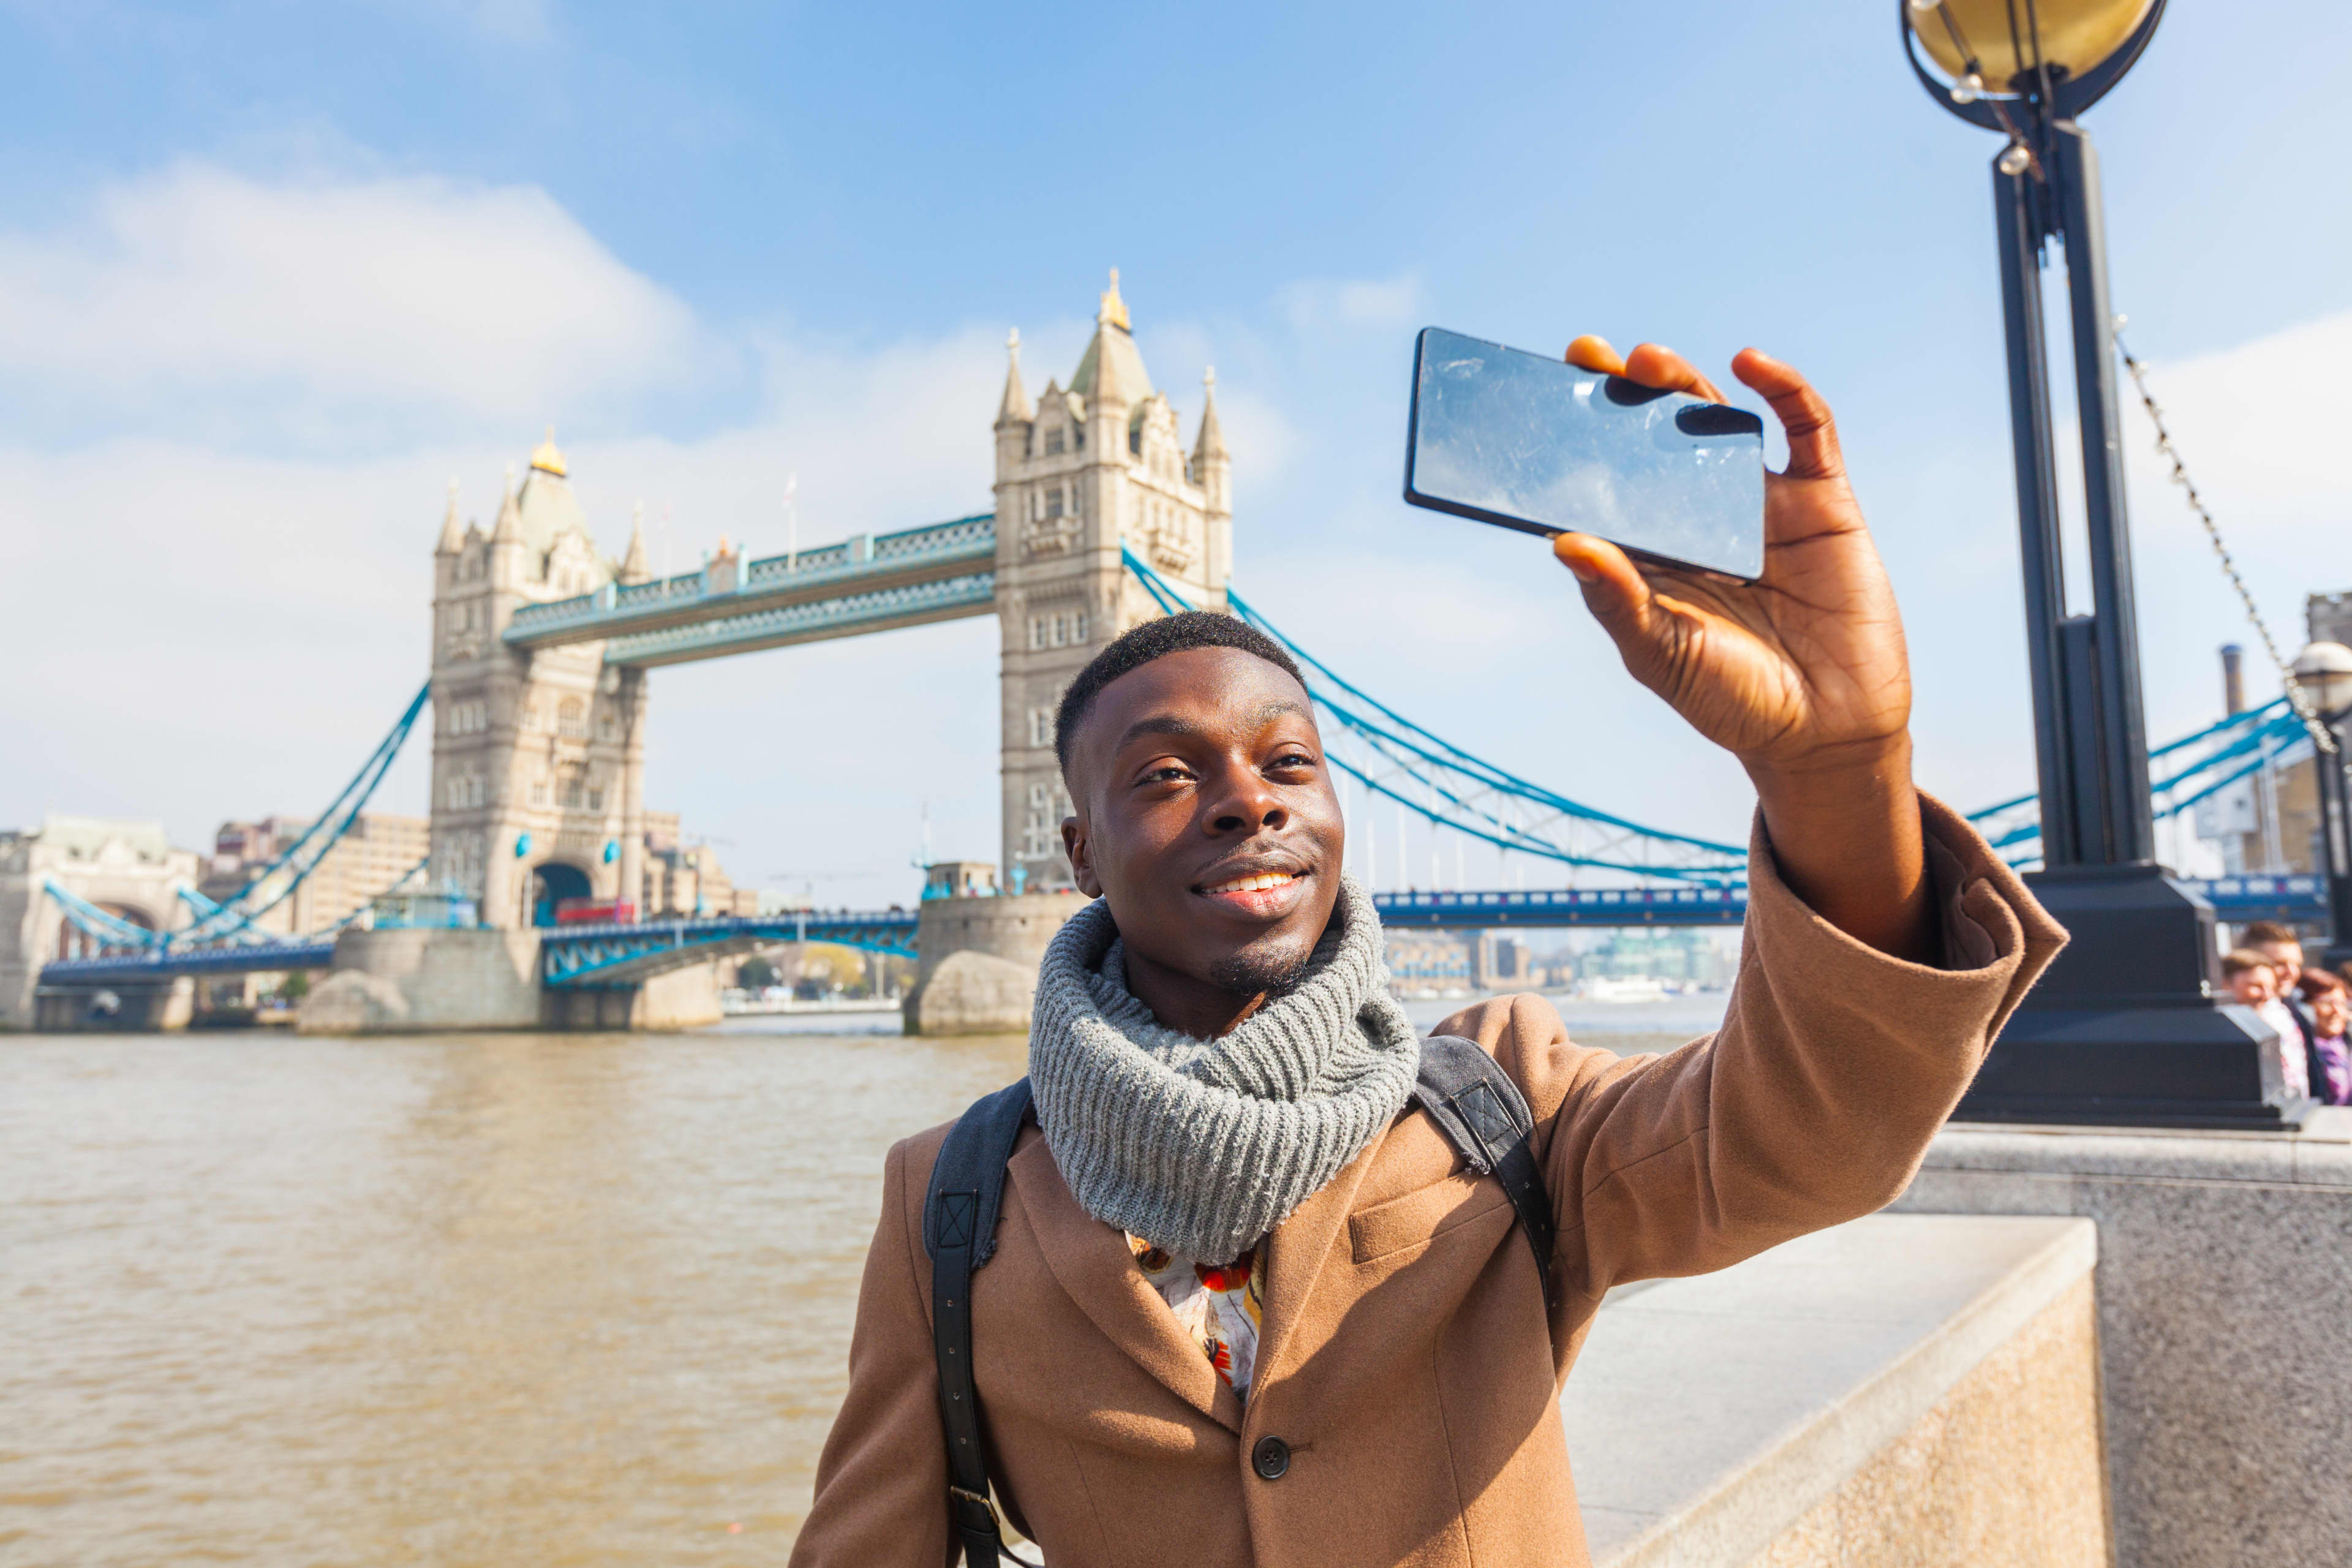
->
[529, 424, 568, 478]
[1098, 267, 1130, 332]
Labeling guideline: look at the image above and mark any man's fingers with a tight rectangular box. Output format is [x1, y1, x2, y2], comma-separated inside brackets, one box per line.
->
[1553, 532, 1656, 649]
[1566, 335, 1626, 375]
[1732, 348, 1845, 481]
[1622, 342, 1726, 404]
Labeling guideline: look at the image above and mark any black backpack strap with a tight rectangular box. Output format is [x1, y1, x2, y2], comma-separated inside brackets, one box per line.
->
[1412, 1035, 1558, 1311]
[922, 1077, 1034, 1567]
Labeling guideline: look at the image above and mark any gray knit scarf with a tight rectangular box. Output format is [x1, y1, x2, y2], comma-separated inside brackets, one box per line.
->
[1027, 875, 1422, 1263]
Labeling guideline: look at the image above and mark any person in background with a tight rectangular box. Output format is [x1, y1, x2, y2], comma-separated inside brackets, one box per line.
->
[2296, 969, 2352, 1107]
[2241, 921, 2318, 1057]
[2222, 948, 2311, 1102]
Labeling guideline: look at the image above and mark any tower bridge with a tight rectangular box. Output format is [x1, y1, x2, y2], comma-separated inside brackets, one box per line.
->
[20, 271, 2330, 1033]
[426, 269, 1228, 943]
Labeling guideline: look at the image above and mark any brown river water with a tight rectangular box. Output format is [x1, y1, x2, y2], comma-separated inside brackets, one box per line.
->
[0, 1004, 1708, 1566]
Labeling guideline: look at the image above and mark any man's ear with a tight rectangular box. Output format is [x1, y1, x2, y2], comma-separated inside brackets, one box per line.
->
[1062, 814, 1103, 898]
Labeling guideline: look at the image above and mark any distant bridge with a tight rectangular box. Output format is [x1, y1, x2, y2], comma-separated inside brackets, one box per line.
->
[1376, 875, 2327, 930]
[37, 875, 2323, 991]
[537, 910, 917, 987]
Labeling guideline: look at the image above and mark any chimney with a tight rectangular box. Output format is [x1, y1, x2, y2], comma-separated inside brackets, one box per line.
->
[2221, 643, 2245, 715]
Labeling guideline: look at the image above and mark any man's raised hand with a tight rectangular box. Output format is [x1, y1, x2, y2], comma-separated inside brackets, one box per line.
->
[1551, 337, 1932, 962]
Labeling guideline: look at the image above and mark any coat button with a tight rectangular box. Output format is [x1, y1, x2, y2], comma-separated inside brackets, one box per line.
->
[1252, 1436, 1291, 1480]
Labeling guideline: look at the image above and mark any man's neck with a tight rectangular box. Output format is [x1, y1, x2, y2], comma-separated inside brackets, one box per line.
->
[1120, 946, 1267, 1039]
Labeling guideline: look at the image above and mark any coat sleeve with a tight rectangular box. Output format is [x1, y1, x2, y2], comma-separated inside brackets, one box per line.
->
[789, 1134, 956, 1568]
[1439, 793, 2067, 1306]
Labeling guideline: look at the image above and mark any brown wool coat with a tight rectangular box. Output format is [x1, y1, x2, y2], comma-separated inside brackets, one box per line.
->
[790, 797, 2065, 1567]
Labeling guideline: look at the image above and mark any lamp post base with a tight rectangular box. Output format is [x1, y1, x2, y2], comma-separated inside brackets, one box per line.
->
[1955, 864, 2311, 1130]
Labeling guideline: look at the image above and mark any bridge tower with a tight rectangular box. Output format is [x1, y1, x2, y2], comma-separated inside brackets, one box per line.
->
[990, 271, 1232, 889]
[429, 434, 648, 929]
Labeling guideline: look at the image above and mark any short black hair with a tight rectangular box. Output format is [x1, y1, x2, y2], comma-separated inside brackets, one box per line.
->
[1054, 610, 1308, 775]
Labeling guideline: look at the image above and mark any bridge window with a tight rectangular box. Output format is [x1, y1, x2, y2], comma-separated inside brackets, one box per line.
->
[530, 777, 549, 807]
[557, 697, 587, 738]
[598, 714, 616, 741]
[562, 778, 584, 809]
[1029, 708, 1052, 748]
[588, 787, 605, 812]
[1045, 428, 1065, 456]
[1045, 488, 1064, 520]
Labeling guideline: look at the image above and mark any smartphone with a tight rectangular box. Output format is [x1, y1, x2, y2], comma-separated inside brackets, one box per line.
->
[1403, 326, 1767, 581]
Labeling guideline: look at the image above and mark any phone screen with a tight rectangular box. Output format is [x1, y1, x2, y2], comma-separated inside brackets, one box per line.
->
[1403, 326, 1766, 581]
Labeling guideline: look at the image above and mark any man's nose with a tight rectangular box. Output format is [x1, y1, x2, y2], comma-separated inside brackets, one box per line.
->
[1206, 763, 1286, 835]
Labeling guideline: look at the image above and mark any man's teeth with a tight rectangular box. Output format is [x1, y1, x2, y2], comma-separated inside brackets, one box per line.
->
[1207, 872, 1298, 895]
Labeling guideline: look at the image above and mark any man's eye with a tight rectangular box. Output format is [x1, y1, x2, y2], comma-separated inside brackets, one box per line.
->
[1272, 752, 1315, 770]
[1143, 766, 1192, 783]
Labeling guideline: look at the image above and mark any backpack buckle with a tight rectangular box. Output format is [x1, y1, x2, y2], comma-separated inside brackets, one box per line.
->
[949, 1483, 1002, 1534]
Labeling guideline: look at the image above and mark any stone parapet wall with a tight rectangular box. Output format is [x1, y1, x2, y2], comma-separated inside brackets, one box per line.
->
[1738, 1276, 2106, 1566]
[1893, 1110, 2352, 1568]
[1570, 1214, 2105, 1568]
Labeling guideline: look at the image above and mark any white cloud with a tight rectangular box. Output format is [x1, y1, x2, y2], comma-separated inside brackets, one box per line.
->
[2116, 309, 2352, 518]
[0, 165, 1134, 886]
[0, 162, 710, 442]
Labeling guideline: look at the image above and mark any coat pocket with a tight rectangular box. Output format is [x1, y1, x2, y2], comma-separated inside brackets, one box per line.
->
[1349, 1172, 1512, 1264]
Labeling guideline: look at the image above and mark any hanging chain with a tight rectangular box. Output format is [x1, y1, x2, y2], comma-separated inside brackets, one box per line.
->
[2114, 320, 2337, 755]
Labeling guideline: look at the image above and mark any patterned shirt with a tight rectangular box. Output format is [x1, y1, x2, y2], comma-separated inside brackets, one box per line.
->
[1128, 1234, 1267, 1403]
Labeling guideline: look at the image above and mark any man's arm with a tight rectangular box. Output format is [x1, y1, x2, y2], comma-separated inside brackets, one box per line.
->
[1455, 336, 2066, 1302]
[1450, 792, 2064, 1307]
[789, 1137, 956, 1568]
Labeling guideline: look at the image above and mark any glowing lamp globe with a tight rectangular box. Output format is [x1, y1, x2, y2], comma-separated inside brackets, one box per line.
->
[1907, 0, 2156, 92]
[2293, 643, 2352, 717]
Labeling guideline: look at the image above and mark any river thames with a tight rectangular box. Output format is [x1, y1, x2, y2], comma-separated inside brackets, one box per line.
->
[0, 997, 1722, 1566]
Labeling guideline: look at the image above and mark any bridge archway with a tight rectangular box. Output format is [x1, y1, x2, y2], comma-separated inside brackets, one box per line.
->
[530, 862, 592, 928]
[55, 903, 157, 961]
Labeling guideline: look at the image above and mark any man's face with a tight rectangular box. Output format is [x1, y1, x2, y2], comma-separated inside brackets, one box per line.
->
[2230, 965, 2277, 1008]
[2255, 938, 2304, 980]
[1062, 647, 1344, 997]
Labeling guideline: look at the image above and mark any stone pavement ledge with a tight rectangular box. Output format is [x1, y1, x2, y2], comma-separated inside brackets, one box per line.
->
[1565, 1212, 2105, 1567]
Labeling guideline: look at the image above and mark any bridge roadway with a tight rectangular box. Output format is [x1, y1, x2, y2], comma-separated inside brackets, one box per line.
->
[500, 513, 997, 667]
[36, 875, 2329, 992]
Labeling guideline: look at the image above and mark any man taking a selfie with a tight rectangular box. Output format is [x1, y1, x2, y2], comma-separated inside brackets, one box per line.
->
[790, 336, 2065, 1566]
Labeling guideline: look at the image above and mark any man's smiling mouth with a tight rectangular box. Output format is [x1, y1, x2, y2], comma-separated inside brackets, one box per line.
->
[1201, 870, 1302, 895]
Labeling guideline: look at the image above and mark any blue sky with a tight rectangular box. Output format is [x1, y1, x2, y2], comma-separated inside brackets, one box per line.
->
[6, 1, 2350, 900]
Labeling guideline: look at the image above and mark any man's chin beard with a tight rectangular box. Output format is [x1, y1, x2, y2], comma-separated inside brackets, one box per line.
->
[1205, 941, 1315, 998]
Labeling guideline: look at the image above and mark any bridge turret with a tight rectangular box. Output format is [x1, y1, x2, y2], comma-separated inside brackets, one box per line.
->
[487, 465, 529, 587]
[618, 501, 652, 586]
[434, 480, 466, 557]
[1193, 368, 1232, 592]
[996, 329, 1033, 429]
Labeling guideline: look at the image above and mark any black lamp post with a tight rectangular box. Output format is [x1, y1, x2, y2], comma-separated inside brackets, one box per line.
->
[1905, 0, 2307, 1128]
[2290, 642, 2352, 970]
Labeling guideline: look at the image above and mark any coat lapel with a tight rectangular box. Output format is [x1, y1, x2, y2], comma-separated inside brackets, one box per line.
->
[1252, 1120, 1391, 1403]
[1006, 1131, 1243, 1434]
